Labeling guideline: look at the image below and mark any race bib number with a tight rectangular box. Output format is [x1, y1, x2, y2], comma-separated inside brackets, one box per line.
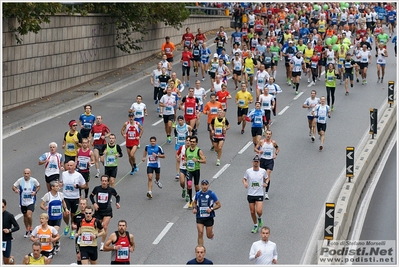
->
[246, 67, 251, 73]
[67, 143, 75, 152]
[254, 116, 262, 124]
[258, 79, 264, 84]
[193, 50, 200, 56]
[84, 122, 91, 129]
[361, 57, 368, 63]
[234, 65, 241, 70]
[221, 102, 226, 109]
[199, 207, 210, 217]
[93, 133, 101, 140]
[2, 241, 6, 251]
[262, 102, 269, 107]
[127, 131, 136, 140]
[210, 107, 218, 114]
[117, 247, 129, 260]
[148, 156, 157, 164]
[50, 205, 62, 217]
[327, 76, 334, 81]
[263, 150, 272, 156]
[64, 184, 75, 192]
[238, 100, 245, 107]
[160, 82, 167, 88]
[215, 127, 223, 135]
[345, 62, 351, 68]
[81, 233, 93, 245]
[186, 107, 194, 115]
[311, 62, 317, 68]
[39, 235, 50, 245]
[319, 116, 325, 121]
[251, 181, 260, 187]
[183, 61, 188, 67]
[135, 110, 143, 116]
[98, 192, 109, 203]
[23, 192, 32, 199]
[106, 155, 116, 165]
[165, 106, 173, 112]
[185, 40, 190, 46]
[187, 160, 195, 170]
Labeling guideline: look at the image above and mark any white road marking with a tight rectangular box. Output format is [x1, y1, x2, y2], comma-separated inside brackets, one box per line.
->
[238, 141, 253, 154]
[15, 214, 23, 220]
[293, 91, 303, 100]
[152, 119, 164, 126]
[152, 222, 174, 245]
[212, 164, 231, 179]
[278, 106, 290, 115]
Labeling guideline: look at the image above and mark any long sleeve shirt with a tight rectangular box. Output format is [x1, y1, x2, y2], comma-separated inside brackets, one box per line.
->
[249, 240, 278, 264]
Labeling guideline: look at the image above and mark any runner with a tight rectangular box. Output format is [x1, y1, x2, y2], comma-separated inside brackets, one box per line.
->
[76, 138, 94, 199]
[2, 199, 20, 265]
[231, 52, 243, 90]
[247, 102, 265, 147]
[236, 83, 253, 134]
[159, 86, 177, 143]
[157, 68, 171, 117]
[258, 87, 274, 132]
[161, 36, 175, 62]
[192, 39, 202, 78]
[185, 136, 207, 208]
[38, 142, 64, 192]
[200, 42, 211, 81]
[121, 113, 143, 175]
[192, 179, 221, 245]
[89, 116, 111, 179]
[193, 80, 206, 131]
[343, 53, 357, 95]
[376, 42, 388, 83]
[209, 108, 230, 166]
[39, 180, 67, 254]
[181, 46, 193, 87]
[302, 90, 320, 142]
[174, 116, 192, 180]
[289, 51, 306, 95]
[243, 51, 259, 91]
[242, 155, 268, 233]
[62, 120, 82, 169]
[215, 83, 232, 112]
[151, 62, 163, 105]
[103, 220, 135, 265]
[30, 213, 59, 264]
[71, 198, 87, 264]
[176, 137, 191, 202]
[12, 169, 40, 238]
[312, 96, 331, 151]
[180, 87, 200, 136]
[59, 160, 87, 239]
[100, 134, 124, 188]
[203, 93, 223, 151]
[254, 130, 279, 200]
[76, 205, 105, 264]
[22, 242, 50, 265]
[254, 63, 270, 100]
[141, 136, 165, 199]
[90, 175, 121, 251]
[325, 63, 337, 111]
[181, 27, 195, 49]
[78, 105, 96, 139]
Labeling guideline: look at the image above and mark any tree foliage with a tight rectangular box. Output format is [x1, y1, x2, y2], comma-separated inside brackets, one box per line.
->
[2, 3, 191, 53]
[3, 3, 63, 44]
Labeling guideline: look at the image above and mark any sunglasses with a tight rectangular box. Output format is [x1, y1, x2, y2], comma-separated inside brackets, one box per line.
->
[72, 124, 77, 126]
[85, 212, 92, 215]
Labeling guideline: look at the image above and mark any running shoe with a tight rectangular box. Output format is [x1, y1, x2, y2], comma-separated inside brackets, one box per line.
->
[159, 114, 163, 118]
[331, 106, 334, 111]
[70, 230, 75, 239]
[175, 173, 180, 180]
[134, 167, 139, 173]
[356, 78, 359, 83]
[64, 225, 70, 236]
[345, 92, 349, 96]
[250, 87, 253, 92]
[138, 144, 140, 148]
[251, 225, 258, 233]
[309, 130, 312, 136]
[157, 107, 160, 113]
[182, 189, 186, 199]
[241, 129, 245, 134]
[350, 84, 353, 88]
[100, 242, 104, 251]
[155, 180, 163, 189]
[381, 77, 383, 83]
[201, 77, 205, 81]
[167, 136, 172, 143]
[311, 136, 315, 142]
[24, 231, 29, 238]
[155, 100, 159, 105]
[216, 159, 220, 166]
[147, 191, 153, 199]
[185, 194, 190, 202]
[295, 91, 298, 95]
[54, 242, 60, 253]
[319, 145, 323, 151]
[210, 146, 214, 151]
[188, 202, 193, 208]
[130, 168, 135, 175]
[172, 121, 176, 128]
[258, 218, 263, 228]
[293, 84, 296, 89]
[264, 193, 269, 200]
[95, 172, 100, 179]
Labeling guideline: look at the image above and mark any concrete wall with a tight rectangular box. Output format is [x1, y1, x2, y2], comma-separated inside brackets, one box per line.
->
[2, 14, 230, 111]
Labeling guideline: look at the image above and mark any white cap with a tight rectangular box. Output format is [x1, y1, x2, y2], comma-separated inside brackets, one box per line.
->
[213, 53, 219, 58]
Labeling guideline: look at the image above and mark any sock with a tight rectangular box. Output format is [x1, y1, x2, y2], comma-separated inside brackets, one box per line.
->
[296, 83, 299, 90]
[188, 188, 193, 202]
[96, 169, 100, 173]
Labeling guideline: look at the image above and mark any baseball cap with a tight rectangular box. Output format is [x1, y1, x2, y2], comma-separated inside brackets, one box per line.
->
[128, 113, 134, 117]
[201, 179, 210, 185]
[253, 155, 260, 161]
[213, 53, 219, 58]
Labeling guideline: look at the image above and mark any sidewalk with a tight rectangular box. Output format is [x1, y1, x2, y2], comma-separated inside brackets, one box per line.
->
[2, 28, 229, 138]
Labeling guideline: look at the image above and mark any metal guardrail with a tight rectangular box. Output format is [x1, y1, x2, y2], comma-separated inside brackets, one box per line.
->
[186, 6, 227, 16]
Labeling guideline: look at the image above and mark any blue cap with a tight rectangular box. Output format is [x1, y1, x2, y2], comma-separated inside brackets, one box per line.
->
[201, 179, 210, 185]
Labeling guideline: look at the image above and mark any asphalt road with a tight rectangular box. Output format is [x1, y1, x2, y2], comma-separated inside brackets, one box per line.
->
[2, 36, 397, 264]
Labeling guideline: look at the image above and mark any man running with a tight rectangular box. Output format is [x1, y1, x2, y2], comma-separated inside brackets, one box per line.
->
[236, 83, 253, 134]
[121, 113, 143, 175]
[62, 120, 82, 169]
[142, 136, 165, 199]
[89, 116, 110, 179]
[302, 90, 320, 142]
[312, 96, 331, 151]
[209, 108, 230, 166]
[79, 105, 96, 139]
[38, 142, 64, 192]
[103, 220, 135, 265]
[100, 134, 123, 188]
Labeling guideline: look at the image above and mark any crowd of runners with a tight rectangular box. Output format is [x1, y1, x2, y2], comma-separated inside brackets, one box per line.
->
[3, 2, 396, 265]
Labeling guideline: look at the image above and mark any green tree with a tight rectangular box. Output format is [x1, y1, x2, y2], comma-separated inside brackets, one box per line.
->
[3, 3, 190, 53]
[3, 3, 63, 44]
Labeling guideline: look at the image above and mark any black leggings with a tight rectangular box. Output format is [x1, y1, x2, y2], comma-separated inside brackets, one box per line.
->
[182, 66, 191, 77]
[326, 86, 336, 106]
[311, 68, 318, 82]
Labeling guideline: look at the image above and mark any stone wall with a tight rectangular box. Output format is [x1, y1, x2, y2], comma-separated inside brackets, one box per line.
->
[2, 14, 230, 110]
